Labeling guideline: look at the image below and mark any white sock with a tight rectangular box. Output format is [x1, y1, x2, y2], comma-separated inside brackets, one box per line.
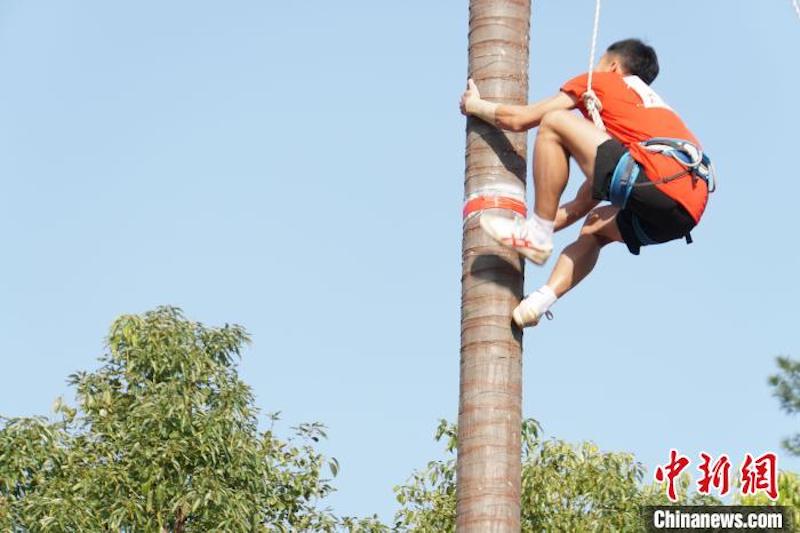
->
[525, 213, 555, 247]
[536, 285, 557, 310]
[531, 213, 555, 239]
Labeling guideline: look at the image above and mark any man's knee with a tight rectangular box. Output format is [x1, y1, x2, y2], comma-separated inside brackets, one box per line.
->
[579, 206, 622, 246]
[578, 225, 611, 246]
[539, 109, 572, 133]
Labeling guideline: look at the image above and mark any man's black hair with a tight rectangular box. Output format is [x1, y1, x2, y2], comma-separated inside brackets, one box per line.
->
[606, 39, 659, 85]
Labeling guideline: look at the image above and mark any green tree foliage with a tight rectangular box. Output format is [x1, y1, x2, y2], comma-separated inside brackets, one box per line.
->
[392, 420, 718, 533]
[0, 307, 383, 532]
[770, 356, 800, 456]
[756, 356, 800, 528]
[6, 307, 792, 532]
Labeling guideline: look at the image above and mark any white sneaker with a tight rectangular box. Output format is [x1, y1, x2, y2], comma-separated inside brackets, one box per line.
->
[512, 290, 555, 328]
[479, 214, 553, 265]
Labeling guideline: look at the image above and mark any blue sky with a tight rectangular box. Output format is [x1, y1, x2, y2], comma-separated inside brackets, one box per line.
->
[0, 0, 798, 522]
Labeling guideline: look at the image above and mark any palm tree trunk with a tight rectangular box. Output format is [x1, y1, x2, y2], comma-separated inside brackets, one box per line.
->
[457, 1, 530, 531]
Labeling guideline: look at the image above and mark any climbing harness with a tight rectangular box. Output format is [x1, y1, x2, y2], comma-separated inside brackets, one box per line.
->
[584, 0, 605, 131]
[608, 138, 717, 210]
[607, 139, 714, 245]
[606, 141, 712, 248]
[608, 137, 717, 246]
[608, 149, 640, 208]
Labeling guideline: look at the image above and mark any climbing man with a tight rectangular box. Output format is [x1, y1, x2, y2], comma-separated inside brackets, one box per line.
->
[460, 39, 713, 328]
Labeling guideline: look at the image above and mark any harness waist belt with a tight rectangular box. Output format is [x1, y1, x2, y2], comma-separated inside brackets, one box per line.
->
[608, 137, 717, 210]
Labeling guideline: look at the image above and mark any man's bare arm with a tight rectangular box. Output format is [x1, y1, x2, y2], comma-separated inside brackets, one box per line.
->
[460, 79, 577, 131]
[554, 180, 599, 232]
[494, 92, 577, 131]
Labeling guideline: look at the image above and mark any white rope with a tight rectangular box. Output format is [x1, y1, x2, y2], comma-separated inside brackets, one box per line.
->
[584, 0, 606, 131]
[793, 0, 800, 20]
[586, 0, 601, 95]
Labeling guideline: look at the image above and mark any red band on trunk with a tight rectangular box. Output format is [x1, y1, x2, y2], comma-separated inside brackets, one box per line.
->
[463, 196, 527, 219]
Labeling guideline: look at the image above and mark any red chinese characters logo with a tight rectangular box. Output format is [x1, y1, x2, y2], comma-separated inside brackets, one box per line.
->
[655, 450, 779, 502]
[654, 449, 690, 502]
[740, 452, 778, 501]
[697, 452, 731, 496]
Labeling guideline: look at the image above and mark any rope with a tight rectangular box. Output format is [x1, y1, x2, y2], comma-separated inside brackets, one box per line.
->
[583, 0, 606, 131]
[586, 0, 601, 96]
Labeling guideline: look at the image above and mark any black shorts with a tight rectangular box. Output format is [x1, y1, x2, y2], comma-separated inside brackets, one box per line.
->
[593, 139, 696, 255]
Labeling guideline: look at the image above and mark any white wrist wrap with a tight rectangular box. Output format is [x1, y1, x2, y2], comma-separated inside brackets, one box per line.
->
[467, 98, 499, 125]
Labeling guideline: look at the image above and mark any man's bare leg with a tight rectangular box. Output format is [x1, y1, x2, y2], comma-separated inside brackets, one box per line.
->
[479, 110, 611, 265]
[546, 205, 623, 297]
[513, 205, 624, 327]
[533, 110, 611, 220]
[533, 109, 611, 220]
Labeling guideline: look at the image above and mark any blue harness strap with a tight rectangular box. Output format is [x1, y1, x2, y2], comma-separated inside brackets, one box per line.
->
[608, 151, 640, 208]
[607, 138, 716, 209]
